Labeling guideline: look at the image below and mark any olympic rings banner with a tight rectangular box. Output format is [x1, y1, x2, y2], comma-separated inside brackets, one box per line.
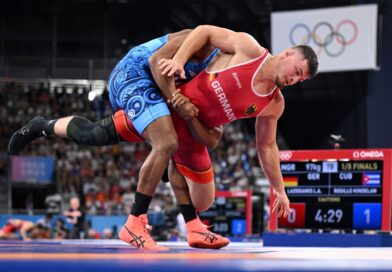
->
[271, 4, 378, 72]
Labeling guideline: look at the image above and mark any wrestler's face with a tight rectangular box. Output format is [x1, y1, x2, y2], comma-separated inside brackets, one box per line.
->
[70, 197, 80, 210]
[275, 48, 309, 88]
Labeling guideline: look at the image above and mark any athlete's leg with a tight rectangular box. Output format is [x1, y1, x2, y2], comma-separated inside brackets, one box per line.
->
[185, 177, 215, 212]
[33, 88, 174, 249]
[8, 114, 122, 155]
[53, 116, 73, 137]
[47, 115, 121, 146]
[117, 116, 176, 251]
[171, 113, 216, 212]
[169, 161, 229, 249]
[65, 116, 120, 145]
[171, 163, 215, 212]
[169, 160, 192, 205]
[137, 116, 178, 196]
[169, 112, 229, 249]
[112, 79, 177, 249]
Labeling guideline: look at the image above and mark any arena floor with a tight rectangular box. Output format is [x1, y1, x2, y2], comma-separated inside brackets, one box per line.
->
[0, 240, 392, 272]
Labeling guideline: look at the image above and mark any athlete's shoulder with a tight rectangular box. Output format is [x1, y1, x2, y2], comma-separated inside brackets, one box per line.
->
[258, 89, 285, 119]
[273, 89, 285, 118]
[235, 32, 264, 58]
[274, 88, 284, 101]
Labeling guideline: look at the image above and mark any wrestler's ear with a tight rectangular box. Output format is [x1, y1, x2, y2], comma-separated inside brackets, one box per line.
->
[286, 48, 295, 57]
[280, 49, 291, 59]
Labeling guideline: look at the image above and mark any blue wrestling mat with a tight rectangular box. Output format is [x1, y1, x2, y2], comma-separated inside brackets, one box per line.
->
[1, 240, 392, 272]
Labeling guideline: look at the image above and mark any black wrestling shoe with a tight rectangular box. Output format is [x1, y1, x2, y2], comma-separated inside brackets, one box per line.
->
[8, 116, 48, 155]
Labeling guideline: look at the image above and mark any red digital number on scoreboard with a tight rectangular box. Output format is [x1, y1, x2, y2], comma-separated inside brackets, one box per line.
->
[278, 203, 306, 228]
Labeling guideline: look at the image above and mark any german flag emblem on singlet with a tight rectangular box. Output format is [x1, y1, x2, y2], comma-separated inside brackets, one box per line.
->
[245, 104, 257, 115]
[209, 72, 219, 81]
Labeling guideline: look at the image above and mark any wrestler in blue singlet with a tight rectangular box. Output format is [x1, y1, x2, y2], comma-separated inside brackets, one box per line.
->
[107, 34, 218, 134]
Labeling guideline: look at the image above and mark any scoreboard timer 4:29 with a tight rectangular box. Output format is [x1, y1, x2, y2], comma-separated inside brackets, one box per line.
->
[269, 149, 392, 232]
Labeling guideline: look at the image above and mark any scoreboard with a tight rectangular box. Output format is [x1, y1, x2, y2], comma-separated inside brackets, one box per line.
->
[199, 191, 252, 236]
[270, 149, 392, 231]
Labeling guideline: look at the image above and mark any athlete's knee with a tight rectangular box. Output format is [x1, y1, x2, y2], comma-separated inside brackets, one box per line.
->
[192, 190, 215, 212]
[153, 134, 178, 157]
[67, 116, 119, 146]
[193, 197, 214, 212]
[170, 178, 187, 192]
[186, 177, 215, 212]
[164, 136, 179, 154]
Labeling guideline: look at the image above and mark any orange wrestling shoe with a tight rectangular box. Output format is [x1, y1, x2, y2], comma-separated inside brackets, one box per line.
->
[186, 217, 230, 249]
[119, 214, 168, 250]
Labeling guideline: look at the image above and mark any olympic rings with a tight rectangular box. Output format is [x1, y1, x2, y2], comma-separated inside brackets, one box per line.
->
[336, 19, 358, 45]
[289, 19, 358, 57]
[312, 22, 334, 47]
[279, 151, 293, 161]
[289, 24, 311, 45]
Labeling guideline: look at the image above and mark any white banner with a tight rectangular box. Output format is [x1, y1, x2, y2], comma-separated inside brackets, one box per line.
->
[271, 4, 378, 73]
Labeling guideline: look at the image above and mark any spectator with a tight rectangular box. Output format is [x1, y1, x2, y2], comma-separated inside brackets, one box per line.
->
[68, 159, 81, 194]
[64, 196, 86, 239]
[119, 170, 132, 193]
[121, 186, 135, 214]
[85, 189, 101, 215]
[45, 191, 63, 214]
[83, 176, 98, 196]
[108, 191, 123, 215]
[36, 213, 53, 228]
[53, 218, 68, 239]
[103, 228, 114, 239]
[25, 193, 34, 215]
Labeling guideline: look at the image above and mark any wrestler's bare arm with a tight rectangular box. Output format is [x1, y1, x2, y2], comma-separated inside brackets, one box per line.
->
[20, 221, 34, 241]
[149, 33, 200, 120]
[159, 25, 264, 77]
[255, 115, 283, 191]
[167, 90, 222, 147]
[174, 25, 262, 63]
[255, 96, 291, 218]
[187, 119, 223, 149]
[149, 31, 191, 100]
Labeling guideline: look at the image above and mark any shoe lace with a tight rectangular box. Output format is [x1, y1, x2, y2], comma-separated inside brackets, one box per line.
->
[145, 223, 153, 231]
[202, 223, 214, 230]
[139, 216, 156, 245]
[140, 217, 153, 232]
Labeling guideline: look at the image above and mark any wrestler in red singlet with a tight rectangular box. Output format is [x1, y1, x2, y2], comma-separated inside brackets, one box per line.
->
[114, 50, 279, 184]
[181, 50, 277, 127]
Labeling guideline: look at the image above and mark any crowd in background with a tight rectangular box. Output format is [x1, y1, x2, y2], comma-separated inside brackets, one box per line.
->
[0, 80, 276, 232]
